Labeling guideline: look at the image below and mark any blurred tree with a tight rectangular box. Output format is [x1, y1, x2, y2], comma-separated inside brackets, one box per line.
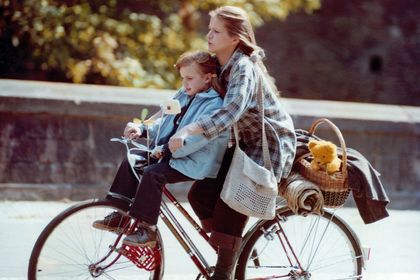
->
[0, 0, 321, 89]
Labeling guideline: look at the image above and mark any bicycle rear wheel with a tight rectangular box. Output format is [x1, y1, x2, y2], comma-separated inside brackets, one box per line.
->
[28, 199, 164, 280]
[236, 207, 363, 280]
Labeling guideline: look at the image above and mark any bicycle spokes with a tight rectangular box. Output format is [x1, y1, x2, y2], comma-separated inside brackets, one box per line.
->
[238, 209, 363, 280]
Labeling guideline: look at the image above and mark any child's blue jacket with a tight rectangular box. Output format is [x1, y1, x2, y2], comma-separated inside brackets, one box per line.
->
[144, 88, 228, 180]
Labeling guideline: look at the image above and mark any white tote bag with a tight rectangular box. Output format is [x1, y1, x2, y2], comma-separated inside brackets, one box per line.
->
[220, 76, 278, 220]
[220, 140, 278, 219]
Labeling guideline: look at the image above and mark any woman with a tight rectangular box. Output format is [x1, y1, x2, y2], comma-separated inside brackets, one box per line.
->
[168, 6, 297, 280]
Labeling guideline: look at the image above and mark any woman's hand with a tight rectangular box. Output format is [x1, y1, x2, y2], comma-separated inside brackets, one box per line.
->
[123, 122, 142, 140]
[169, 130, 187, 152]
[169, 123, 203, 152]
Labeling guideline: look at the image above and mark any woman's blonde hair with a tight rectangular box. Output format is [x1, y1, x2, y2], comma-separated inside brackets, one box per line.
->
[175, 51, 225, 97]
[209, 6, 280, 96]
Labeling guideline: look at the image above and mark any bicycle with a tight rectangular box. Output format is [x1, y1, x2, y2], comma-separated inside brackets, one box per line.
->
[28, 137, 366, 280]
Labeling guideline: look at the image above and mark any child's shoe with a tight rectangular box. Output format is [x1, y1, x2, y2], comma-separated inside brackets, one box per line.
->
[123, 223, 157, 247]
[92, 211, 131, 233]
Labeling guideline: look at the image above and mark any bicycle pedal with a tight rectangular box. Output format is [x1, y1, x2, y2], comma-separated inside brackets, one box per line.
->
[119, 245, 161, 271]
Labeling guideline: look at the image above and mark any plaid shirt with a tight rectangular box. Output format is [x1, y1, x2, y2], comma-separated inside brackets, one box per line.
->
[197, 50, 296, 180]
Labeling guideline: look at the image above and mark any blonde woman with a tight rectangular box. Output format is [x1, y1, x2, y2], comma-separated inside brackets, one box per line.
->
[169, 6, 296, 280]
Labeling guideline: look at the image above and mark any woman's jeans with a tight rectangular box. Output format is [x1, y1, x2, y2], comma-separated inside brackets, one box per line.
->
[107, 155, 192, 225]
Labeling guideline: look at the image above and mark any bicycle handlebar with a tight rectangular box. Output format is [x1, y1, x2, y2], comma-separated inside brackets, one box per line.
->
[110, 137, 151, 152]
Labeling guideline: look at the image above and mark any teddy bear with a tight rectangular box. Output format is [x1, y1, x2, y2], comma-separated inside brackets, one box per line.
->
[307, 139, 341, 175]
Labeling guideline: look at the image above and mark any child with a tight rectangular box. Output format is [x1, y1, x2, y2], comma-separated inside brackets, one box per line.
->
[93, 51, 228, 248]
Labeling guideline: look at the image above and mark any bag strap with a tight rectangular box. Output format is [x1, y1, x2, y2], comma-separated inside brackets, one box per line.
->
[257, 72, 272, 170]
[232, 64, 272, 171]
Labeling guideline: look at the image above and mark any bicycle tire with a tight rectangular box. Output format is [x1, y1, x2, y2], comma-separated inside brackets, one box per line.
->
[28, 199, 165, 280]
[236, 207, 363, 280]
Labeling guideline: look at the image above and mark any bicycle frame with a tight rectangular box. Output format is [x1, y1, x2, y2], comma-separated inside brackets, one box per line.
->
[108, 136, 362, 279]
[152, 187, 325, 280]
[145, 186, 308, 279]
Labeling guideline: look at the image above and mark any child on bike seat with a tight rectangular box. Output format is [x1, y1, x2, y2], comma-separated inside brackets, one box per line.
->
[93, 51, 228, 248]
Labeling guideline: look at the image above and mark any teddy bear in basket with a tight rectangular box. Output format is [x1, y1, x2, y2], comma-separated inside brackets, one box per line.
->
[308, 139, 341, 175]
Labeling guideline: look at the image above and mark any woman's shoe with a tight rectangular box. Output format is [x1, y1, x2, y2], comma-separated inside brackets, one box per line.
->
[210, 247, 237, 280]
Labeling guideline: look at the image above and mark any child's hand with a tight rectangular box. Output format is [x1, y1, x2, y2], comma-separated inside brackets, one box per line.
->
[151, 145, 164, 159]
[124, 122, 142, 140]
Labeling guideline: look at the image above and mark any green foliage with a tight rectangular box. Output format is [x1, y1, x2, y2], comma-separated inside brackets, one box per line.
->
[1, 0, 321, 89]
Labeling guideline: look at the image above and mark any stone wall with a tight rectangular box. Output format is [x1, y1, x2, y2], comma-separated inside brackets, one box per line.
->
[0, 79, 167, 199]
[1, 79, 419, 209]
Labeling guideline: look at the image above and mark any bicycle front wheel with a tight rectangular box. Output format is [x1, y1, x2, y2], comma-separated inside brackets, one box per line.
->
[236, 207, 363, 280]
[28, 199, 164, 280]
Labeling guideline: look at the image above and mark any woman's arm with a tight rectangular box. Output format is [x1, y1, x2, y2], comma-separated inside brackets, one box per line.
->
[199, 62, 255, 138]
[169, 61, 256, 152]
[168, 123, 203, 152]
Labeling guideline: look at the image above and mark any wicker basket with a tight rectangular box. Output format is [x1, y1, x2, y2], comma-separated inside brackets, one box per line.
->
[296, 118, 350, 208]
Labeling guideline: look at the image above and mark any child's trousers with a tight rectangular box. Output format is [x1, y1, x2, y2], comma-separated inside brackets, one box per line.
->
[107, 154, 192, 225]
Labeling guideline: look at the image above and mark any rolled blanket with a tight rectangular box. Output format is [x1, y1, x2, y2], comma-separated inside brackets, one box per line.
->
[279, 172, 324, 216]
